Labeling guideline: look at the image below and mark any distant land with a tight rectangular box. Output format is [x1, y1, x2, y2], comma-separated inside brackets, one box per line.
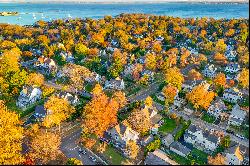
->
[0, 0, 249, 4]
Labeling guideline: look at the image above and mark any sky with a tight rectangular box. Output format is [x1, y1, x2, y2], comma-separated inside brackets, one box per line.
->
[0, 0, 248, 3]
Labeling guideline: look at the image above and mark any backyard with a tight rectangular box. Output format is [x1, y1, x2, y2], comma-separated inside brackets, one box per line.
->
[201, 112, 216, 124]
[158, 117, 177, 134]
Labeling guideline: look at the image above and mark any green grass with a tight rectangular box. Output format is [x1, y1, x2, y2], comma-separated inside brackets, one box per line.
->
[190, 148, 208, 165]
[151, 94, 165, 105]
[93, 141, 125, 165]
[158, 117, 177, 133]
[201, 113, 216, 124]
[168, 151, 190, 165]
[85, 83, 94, 93]
[126, 86, 142, 96]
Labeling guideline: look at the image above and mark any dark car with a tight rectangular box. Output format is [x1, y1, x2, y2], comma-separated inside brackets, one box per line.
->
[78, 148, 86, 155]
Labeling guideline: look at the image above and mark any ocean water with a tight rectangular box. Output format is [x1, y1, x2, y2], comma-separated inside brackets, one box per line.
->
[0, 3, 249, 25]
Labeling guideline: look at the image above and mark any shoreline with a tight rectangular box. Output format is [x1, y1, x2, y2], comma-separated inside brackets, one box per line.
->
[0, 0, 249, 4]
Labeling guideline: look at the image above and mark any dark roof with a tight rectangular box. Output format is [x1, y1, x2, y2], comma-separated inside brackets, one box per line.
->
[144, 149, 178, 165]
[34, 105, 46, 116]
[170, 141, 191, 155]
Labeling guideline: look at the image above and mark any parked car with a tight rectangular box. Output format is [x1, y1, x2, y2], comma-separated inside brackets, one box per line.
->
[89, 156, 96, 162]
[235, 134, 245, 139]
[226, 129, 234, 134]
[78, 148, 86, 155]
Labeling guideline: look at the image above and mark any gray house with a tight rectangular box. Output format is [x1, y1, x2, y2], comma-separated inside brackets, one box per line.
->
[144, 149, 179, 165]
[169, 141, 191, 157]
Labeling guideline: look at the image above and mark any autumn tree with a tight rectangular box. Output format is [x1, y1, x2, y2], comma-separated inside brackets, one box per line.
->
[112, 91, 127, 108]
[145, 96, 153, 107]
[162, 85, 178, 104]
[215, 39, 227, 54]
[0, 100, 24, 165]
[82, 84, 119, 137]
[186, 84, 216, 110]
[238, 68, 249, 88]
[75, 43, 89, 58]
[213, 73, 226, 88]
[121, 159, 134, 165]
[26, 73, 44, 87]
[146, 139, 161, 152]
[125, 140, 140, 159]
[213, 53, 227, 65]
[145, 53, 157, 71]
[66, 158, 83, 165]
[207, 153, 226, 165]
[187, 69, 203, 81]
[43, 96, 75, 130]
[165, 67, 184, 90]
[127, 108, 151, 134]
[29, 131, 61, 164]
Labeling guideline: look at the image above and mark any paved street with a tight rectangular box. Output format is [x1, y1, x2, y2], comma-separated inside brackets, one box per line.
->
[61, 128, 105, 165]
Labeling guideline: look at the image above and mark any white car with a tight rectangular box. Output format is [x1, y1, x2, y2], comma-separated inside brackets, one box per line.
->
[235, 134, 245, 139]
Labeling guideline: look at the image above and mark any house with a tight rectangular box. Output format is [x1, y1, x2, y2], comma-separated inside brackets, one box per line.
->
[156, 36, 164, 42]
[182, 80, 209, 92]
[85, 72, 101, 83]
[228, 104, 247, 126]
[123, 64, 135, 77]
[35, 56, 57, 74]
[223, 88, 243, 103]
[140, 134, 154, 147]
[104, 77, 125, 90]
[107, 123, 139, 148]
[142, 69, 155, 81]
[156, 92, 165, 102]
[202, 64, 218, 78]
[56, 92, 79, 106]
[208, 98, 227, 119]
[161, 134, 174, 148]
[169, 141, 191, 157]
[174, 95, 186, 108]
[225, 50, 237, 61]
[59, 51, 75, 63]
[183, 106, 194, 116]
[141, 105, 163, 125]
[16, 86, 42, 109]
[225, 145, 244, 165]
[33, 105, 47, 122]
[144, 149, 179, 165]
[225, 63, 240, 74]
[138, 56, 146, 64]
[184, 124, 220, 152]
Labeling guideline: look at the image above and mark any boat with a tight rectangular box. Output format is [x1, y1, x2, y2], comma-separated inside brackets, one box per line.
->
[0, 11, 19, 16]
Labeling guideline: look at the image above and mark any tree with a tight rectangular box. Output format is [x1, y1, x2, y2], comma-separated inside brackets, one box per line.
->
[75, 43, 89, 58]
[29, 131, 61, 164]
[145, 96, 153, 107]
[207, 153, 226, 165]
[0, 100, 24, 165]
[215, 39, 227, 54]
[213, 53, 227, 65]
[66, 158, 83, 165]
[186, 84, 216, 110]
[187, 69, 203, 81]
[221, 135, 231, 148]
[213, 73, 226, 88]
[238, 68, 249, 88]
[165, 67, 184, 90]
[145, 53, 157, 71]
[125, 140, 140, 159]
[146, 139, 161, 152]
[162, 85, 178, 104]
[43, 96, 75, 130]
[112, 91, 127, 108]
[127, 108, 151, 134]
[121, 159, 134, 165]
[82, 84, 119, 137]
[26, 73, 44, 87]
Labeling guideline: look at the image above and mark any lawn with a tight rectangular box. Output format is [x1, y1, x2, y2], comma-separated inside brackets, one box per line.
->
[190, 148, 208, 165]
[84, 83, 94, 93]
[92, 141, 125, 165]
[126, 85, 142, 96]
[159, 117, 177, 133]
[168, 151, 190, 165]
[201, 113, 216, 124]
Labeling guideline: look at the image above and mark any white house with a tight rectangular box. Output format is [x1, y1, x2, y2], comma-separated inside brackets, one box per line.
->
[225, 63, 240, 74]
[184, 124, 220, 152]
[104, 77, 125, 90]
[202, 64, 218, 78]
[35, 56, 57, 74]
[225, 145, 244, 165]
[225, 50, 237, 61]
[208, 98, 227, 119]
[169, 141, 191, 157]
[223, 88, 243, 103]
[16, 86, 42, 109]
[56, 92, 79, 106]
[228, 104, 247, 126]
[107, 123, 139, 148]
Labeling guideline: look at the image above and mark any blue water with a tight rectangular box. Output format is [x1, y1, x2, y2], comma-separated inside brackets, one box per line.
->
[0, 3, 249, 25]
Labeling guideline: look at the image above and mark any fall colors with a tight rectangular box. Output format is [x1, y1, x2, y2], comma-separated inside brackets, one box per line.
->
[0, 13, 249, 165]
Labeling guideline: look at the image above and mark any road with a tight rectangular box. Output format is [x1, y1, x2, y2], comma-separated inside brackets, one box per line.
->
[61, 128, 107, 165]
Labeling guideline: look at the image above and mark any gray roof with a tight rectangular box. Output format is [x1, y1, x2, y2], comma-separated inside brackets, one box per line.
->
[170, 141, 191, 156]
[162, 134, 174, 147]
[34, 105, 46, 117]
[144, 149, 178, 165]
